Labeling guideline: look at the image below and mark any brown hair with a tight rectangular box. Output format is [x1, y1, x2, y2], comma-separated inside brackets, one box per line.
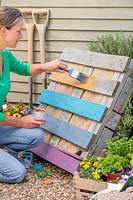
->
[0, 6, 22, 29]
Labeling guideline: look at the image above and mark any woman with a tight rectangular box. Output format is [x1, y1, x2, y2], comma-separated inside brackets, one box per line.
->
[0, 6, 67, 183]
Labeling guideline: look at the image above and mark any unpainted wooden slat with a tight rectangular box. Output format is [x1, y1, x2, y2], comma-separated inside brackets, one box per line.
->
[41, 114, 93, 148]
[37, 7, 133, 19]
[39, 89, 106, 122]
[113, 77, 133, 114]
[93, 128, 114, 156]
[106, 111, 121, 130]
[20, 29, 133, 42]
[10, 73, 49, 83]
[15, 40, 89, 52]
[11, 50, 61, 63]
[10, 82, 42, 93]
[49, 19, 133, 31]
[2, 0, 133, 7]
[60, 48, 129, 72]
[50, 72, 119, 96]
[7, 93, 40, 105]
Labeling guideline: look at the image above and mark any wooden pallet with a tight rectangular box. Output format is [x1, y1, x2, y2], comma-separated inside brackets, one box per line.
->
[73, 171, 122, 200]
[30, 48, 133, 173]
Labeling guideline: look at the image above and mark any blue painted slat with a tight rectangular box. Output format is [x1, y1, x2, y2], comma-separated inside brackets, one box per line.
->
[39, 89, 106, 122]
[40, 114, 93, 149]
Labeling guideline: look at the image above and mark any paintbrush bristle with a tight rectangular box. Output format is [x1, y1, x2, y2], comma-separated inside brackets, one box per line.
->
[77, 72, 88, 83]
[68, 69, 79, 78]
[68, 69, 88, 83]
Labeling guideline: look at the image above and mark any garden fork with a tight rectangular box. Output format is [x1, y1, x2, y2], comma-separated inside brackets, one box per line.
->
[32, 9, 50, 89]
[21, 8, 35, 109]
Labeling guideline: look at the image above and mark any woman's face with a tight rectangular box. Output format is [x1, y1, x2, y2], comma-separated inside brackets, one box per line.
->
[4, 17, 23, 48]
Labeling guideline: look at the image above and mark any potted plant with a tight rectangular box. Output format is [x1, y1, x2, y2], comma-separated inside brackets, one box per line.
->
[97, 155, 129, 181]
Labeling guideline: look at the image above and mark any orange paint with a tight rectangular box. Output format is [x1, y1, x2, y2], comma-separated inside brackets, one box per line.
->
[34, 109, 45, 112]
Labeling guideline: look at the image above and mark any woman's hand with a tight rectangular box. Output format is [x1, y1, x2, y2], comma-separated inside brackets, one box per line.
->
[30, 59, 68, 75]
[0, 114, 45, 128]
[46, 59, 67, 72]
[17, 115, 45, 128]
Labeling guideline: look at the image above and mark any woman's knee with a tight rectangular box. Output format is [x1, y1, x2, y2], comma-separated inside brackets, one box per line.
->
[10, 164, 26, 183]
[32, 128, 45, 145]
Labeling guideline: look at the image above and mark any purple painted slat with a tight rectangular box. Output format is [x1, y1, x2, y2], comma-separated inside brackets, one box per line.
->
[29, 142, 81, 174]
[59, 148, 82, 160]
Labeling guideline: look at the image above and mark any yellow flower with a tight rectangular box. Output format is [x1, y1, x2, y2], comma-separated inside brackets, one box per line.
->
[97, 157, 103, 161]
[13, 113, 22, 118]
[83, 164, 89, 169]
[80, 161, 85, 166]
[5, 111, 11, 116]
[93, 161, 98, 167]
[92, 171, 100, 180]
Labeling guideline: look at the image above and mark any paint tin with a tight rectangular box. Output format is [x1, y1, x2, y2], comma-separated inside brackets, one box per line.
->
[21, 151, 33, 168]
[33, 108, 46, 120]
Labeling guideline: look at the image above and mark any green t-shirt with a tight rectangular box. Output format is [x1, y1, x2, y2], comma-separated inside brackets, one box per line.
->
[0, 48, 31, 122]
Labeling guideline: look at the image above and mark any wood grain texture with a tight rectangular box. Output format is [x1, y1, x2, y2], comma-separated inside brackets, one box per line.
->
[73, 171, 107, 191]
[29, 142, 81, 174]
[39, 89, 107, 122]
[60, 48, 129, 72]
[2, 0, 133, 7]
[40, 113, 93, 148]
[106, 111, 121, 130]
[50, 72, 119, 96]
[113, 77, 133, 114]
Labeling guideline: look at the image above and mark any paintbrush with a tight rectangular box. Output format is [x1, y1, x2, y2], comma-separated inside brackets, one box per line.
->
[59, 67, 88, 83]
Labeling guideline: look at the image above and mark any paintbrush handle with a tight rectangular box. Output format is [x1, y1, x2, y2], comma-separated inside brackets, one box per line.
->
[59, 67, 69, 72]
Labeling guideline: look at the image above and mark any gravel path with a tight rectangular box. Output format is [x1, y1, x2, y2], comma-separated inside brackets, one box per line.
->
[0, 154, 74, 200]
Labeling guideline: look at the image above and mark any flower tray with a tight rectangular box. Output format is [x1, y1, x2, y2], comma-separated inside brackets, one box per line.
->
[73, 171, 122, 200]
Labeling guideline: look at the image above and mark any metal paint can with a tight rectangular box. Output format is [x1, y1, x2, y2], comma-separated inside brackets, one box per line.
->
[21, 151, 33, 168]
[33, 108, 46, 120]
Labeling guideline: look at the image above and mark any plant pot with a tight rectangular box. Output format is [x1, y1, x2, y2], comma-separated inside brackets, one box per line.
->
[107, 171, 122, 181]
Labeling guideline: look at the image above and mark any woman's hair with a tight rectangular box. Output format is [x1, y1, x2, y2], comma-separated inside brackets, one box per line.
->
[0, 6, 22, 29]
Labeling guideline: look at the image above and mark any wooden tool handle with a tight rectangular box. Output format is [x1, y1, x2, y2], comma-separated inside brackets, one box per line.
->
[32, 9, 50, 86]
[32, 9, 49, 15]
[21, 9, 35, 108]
[20, 8, 32, 13]
[32, 9, 49, 28]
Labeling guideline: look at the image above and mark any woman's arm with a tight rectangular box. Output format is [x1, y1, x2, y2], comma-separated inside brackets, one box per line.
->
[30, 59, 67, 76]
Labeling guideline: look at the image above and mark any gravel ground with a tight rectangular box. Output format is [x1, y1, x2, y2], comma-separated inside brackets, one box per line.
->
[0, 154, 74, 200]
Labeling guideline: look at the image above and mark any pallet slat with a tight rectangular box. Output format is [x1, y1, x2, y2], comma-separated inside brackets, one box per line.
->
[39, 89, 107, 122]
[50, 72, 119, 96]
[41, 114, 93, 149]
[30, 142, 81, 174]
[60, 48, 129, 72]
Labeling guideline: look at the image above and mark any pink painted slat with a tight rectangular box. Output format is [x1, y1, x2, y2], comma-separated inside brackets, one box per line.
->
[29, 142, 81, 174]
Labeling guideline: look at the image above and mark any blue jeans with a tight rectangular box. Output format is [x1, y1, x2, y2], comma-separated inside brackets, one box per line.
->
[0, 126, 44, 183]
